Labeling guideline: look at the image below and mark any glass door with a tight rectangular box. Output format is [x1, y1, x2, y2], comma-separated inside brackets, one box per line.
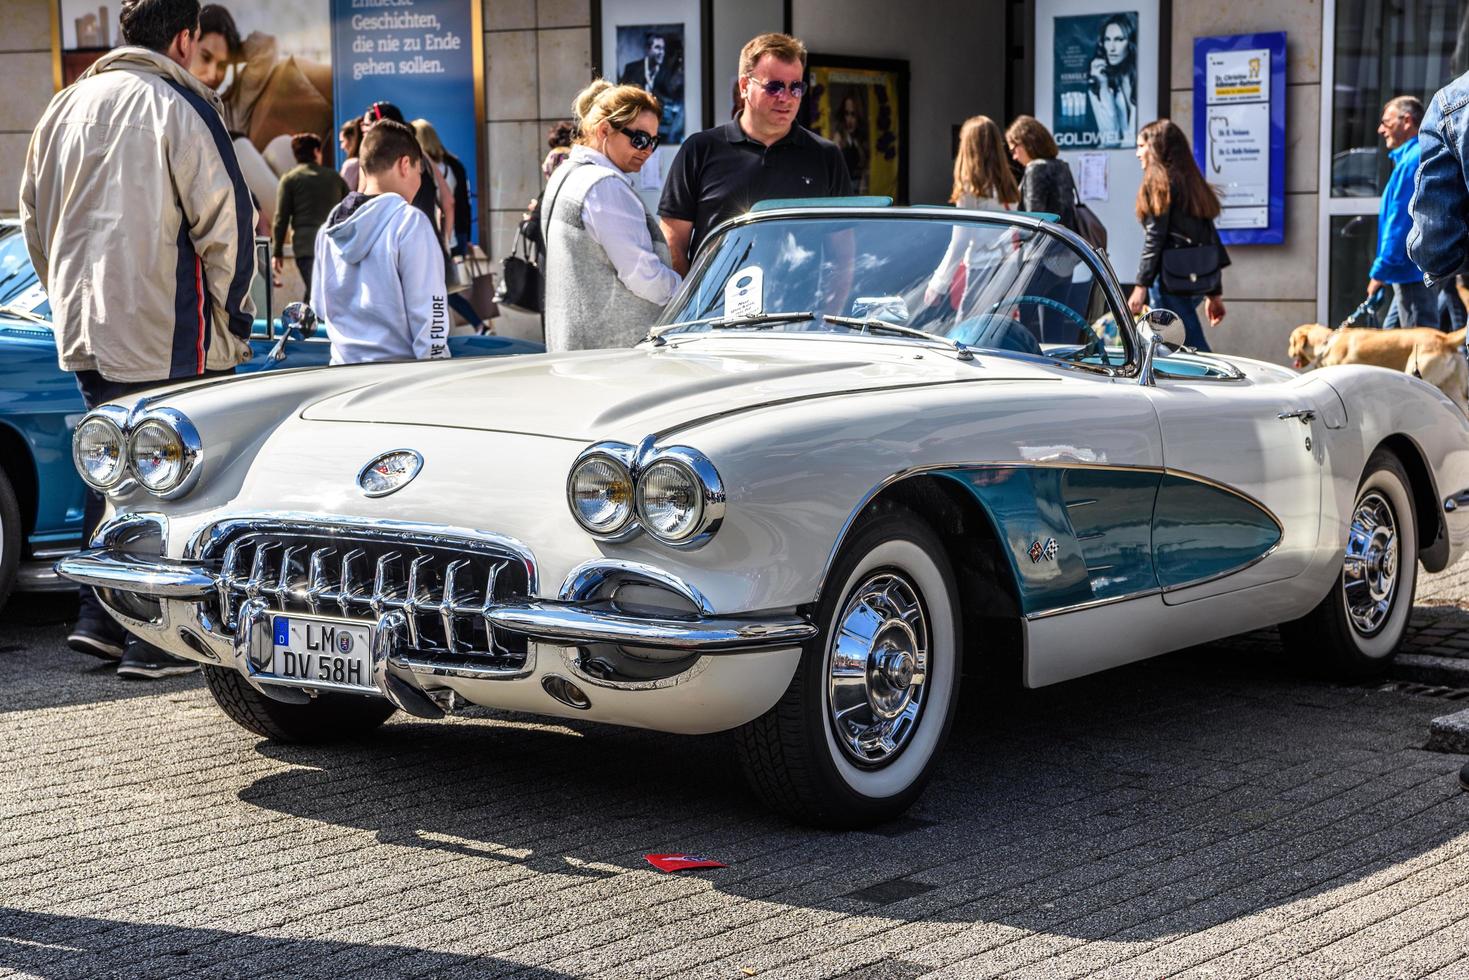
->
[1317, 0, 1469, 328]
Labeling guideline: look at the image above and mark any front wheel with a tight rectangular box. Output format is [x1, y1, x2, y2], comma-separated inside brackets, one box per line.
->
[1281, 450, 1418, 676]
[203, 665, 397, 743]
[735, 505, 962, 828]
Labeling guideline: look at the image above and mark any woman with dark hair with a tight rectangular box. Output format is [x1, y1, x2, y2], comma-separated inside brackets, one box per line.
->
[542, 120, 576, 181]
[338, 118, 363, 189]
[1005, 115, 1077, 228]
[1089, 14, 1137, 147]
[1128, 119, 1229, 350]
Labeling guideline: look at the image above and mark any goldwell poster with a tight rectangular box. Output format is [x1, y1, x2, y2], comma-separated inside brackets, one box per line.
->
[1052, 11, 1138, 150]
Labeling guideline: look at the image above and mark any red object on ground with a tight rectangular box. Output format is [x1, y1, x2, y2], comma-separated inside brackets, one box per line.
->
[644, 853, 726, 873]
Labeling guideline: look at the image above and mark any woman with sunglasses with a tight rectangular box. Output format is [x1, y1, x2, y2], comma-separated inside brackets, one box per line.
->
[540, 80, 682, 351]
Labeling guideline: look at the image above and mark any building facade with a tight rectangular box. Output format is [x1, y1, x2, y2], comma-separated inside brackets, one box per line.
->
[2, 0, 1463, 365]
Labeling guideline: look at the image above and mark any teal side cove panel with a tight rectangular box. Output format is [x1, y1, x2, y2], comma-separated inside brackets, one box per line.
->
[936, 467, 1159, 616]
[1153, 474, 1282, 589]
[1058, 468, 1161, 602]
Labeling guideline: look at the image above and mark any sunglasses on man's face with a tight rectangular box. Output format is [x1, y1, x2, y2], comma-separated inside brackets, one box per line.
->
[747, 76, 806, 99]
[617, 126, 660, 151]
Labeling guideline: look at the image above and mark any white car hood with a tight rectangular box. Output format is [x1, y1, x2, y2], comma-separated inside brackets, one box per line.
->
[301, 341, 1060, 441]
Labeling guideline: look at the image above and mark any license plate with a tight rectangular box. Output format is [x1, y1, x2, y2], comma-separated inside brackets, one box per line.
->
[269, 615, 374, 690]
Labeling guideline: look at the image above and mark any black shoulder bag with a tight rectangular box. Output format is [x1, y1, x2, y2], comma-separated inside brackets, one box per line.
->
[496, 164, 574, 313]
[1159, 224, 1223, 297]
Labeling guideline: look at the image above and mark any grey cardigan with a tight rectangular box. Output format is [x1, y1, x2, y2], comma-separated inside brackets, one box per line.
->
[540, 158, 673, 351]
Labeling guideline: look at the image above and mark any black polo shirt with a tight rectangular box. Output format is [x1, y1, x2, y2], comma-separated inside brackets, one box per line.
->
[658, 118, 853, 257]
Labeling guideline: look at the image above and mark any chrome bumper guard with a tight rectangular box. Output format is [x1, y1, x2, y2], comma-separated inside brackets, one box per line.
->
[58, 548, 816, 656]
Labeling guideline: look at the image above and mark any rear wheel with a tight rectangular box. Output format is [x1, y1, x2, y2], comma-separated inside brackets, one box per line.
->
[203, 665, 397, 743]
[735, 505, 962, 828]
[1281, 450, 1418, 676]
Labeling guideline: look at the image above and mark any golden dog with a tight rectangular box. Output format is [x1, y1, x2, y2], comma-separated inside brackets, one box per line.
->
[1288, 324, 1468, 413]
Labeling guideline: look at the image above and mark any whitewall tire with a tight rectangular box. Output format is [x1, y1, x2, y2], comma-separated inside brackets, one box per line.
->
[735, 503, 962, 828]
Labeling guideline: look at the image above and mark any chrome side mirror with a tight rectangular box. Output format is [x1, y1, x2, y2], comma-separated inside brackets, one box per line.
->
[269, 302, 319, 361]
[1135, 308, 1180, 386]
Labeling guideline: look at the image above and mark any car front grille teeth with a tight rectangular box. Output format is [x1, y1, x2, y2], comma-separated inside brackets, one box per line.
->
[206, 532, 530, 662]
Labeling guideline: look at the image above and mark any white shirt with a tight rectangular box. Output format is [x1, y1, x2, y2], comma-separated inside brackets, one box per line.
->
[570, 145, 681, 306]
[928, 192, 1014, 297]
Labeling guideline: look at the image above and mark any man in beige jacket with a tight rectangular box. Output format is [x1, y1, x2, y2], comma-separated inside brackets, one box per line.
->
[21, 0, 256, 679]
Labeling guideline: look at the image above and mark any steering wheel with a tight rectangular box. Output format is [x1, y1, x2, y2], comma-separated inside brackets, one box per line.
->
[988, 294, 1090, 328]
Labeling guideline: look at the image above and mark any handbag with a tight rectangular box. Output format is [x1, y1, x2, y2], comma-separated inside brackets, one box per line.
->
[446, 256, 472, 294]
[495, 226, 541, 312]
[1159, 229, 1223, 297]
[1070, 188, 1108, 252]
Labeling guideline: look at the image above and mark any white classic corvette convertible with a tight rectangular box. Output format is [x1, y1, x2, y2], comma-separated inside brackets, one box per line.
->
[62, 203, 1469, 827]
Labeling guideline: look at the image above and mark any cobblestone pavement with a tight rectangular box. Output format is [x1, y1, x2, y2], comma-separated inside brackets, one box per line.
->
[1, 560, 1467, 980]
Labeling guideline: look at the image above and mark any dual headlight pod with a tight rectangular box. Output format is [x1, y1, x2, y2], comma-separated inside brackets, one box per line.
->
[72, 406, 202, 498]
[567, 443, 724, 547]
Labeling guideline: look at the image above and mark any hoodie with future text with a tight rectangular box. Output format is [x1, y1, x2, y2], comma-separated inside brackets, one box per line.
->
[311, 191, 449, 365]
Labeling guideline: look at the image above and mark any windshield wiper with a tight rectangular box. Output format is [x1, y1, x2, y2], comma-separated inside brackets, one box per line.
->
[821, 314, 976, 361]
[0, 303, 48, 325]
[647, 311, 816, 344]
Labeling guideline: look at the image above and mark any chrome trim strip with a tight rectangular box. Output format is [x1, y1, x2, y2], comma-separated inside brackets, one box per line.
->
[388, 651, 536, 681]
[57, 549, 214, 598]
[1445, 489, 1469, 513]
[486, 601, 813, 651]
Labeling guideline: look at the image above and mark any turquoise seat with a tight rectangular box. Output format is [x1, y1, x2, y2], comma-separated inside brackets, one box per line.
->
[949, 314, 1044, 356]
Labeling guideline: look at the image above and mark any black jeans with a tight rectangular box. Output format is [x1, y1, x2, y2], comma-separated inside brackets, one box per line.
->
[75, 369, 233, 627]
[295, 256, 314, 302]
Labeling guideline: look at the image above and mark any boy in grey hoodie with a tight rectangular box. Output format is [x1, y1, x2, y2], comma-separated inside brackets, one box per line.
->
[312, 119, 450, 364]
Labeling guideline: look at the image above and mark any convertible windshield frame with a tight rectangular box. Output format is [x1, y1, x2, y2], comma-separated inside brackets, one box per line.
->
[659, 206, 1140, 376]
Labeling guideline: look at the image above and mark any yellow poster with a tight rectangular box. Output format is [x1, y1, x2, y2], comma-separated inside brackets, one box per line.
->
[808, 65, 901, 200]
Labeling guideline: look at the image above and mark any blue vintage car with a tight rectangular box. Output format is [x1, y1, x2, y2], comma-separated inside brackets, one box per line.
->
[0, 221, 542, 607]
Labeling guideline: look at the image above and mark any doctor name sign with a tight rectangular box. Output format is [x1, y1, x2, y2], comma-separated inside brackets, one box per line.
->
[1193, 32, 1287, 245]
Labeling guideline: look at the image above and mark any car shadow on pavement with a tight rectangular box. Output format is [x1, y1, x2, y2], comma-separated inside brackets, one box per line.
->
[233, 629, 1469, 944]
[0, 906, 580, 979]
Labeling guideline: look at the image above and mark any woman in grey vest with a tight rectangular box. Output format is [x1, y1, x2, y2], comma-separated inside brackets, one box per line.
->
[541, 80, 681, 350]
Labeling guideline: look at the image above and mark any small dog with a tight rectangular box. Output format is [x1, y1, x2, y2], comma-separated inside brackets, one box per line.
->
[1288, 324, 1468, 412]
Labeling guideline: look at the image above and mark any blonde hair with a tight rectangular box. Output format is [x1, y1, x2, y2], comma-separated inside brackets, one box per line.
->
[572, 79, 660, 143]
[738, 32, 807, 76]
[952, 115, 1019, 206]
[410, 118, 445, 163]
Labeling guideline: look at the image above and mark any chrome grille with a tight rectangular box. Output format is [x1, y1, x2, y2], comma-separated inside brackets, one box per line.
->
[199, 525, 532, 666]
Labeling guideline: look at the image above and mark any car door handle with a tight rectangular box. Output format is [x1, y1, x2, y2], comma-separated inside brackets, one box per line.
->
[1277, 409, 1317, 424]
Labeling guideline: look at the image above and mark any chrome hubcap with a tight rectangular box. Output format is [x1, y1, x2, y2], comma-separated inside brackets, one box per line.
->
[1343, 490, 1399, 637]
[827, 572, 929, 766]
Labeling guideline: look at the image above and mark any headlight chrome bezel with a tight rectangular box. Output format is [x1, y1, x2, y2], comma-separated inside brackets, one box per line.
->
[635, 446, 725, 548]
[72, 404, 132, 492]
[73, 405, 202, 500]
[127, 407, 203, 498]
[566, 445, 638, 540]
[568, 441, 725, 549]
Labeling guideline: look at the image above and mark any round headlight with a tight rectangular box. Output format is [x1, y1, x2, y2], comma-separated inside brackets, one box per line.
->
[636, 459, 705, 541]
[73, 416, 126, 490]
[568, 453, 634, 534]
[129, 419, 187, 492]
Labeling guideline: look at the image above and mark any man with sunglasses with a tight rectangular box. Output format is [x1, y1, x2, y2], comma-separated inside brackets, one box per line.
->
[658, 32, 851, 275]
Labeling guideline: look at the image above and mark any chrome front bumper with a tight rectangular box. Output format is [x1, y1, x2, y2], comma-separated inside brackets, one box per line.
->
[59, 548, 816, 654]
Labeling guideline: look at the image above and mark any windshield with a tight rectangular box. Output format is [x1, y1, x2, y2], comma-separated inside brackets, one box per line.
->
[657, 214, 1130, 367]
[0, 225, 49, 321]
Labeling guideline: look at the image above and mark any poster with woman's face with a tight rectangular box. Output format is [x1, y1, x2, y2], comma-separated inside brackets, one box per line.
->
[1052, 11, 1138, 150]
[807, 65, 901, 199]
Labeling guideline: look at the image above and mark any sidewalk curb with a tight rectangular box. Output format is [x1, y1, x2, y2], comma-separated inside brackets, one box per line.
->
[1427, 706, 1469, 755]
[1393, 653, 1469, 688]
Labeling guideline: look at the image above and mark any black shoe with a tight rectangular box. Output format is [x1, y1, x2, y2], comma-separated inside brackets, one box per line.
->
[67, 613, 126, 661]
[116, 641, 199, 680]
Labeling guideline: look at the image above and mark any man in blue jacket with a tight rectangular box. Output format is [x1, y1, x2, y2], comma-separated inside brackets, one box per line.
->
[1367, 96, 1432, 328]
